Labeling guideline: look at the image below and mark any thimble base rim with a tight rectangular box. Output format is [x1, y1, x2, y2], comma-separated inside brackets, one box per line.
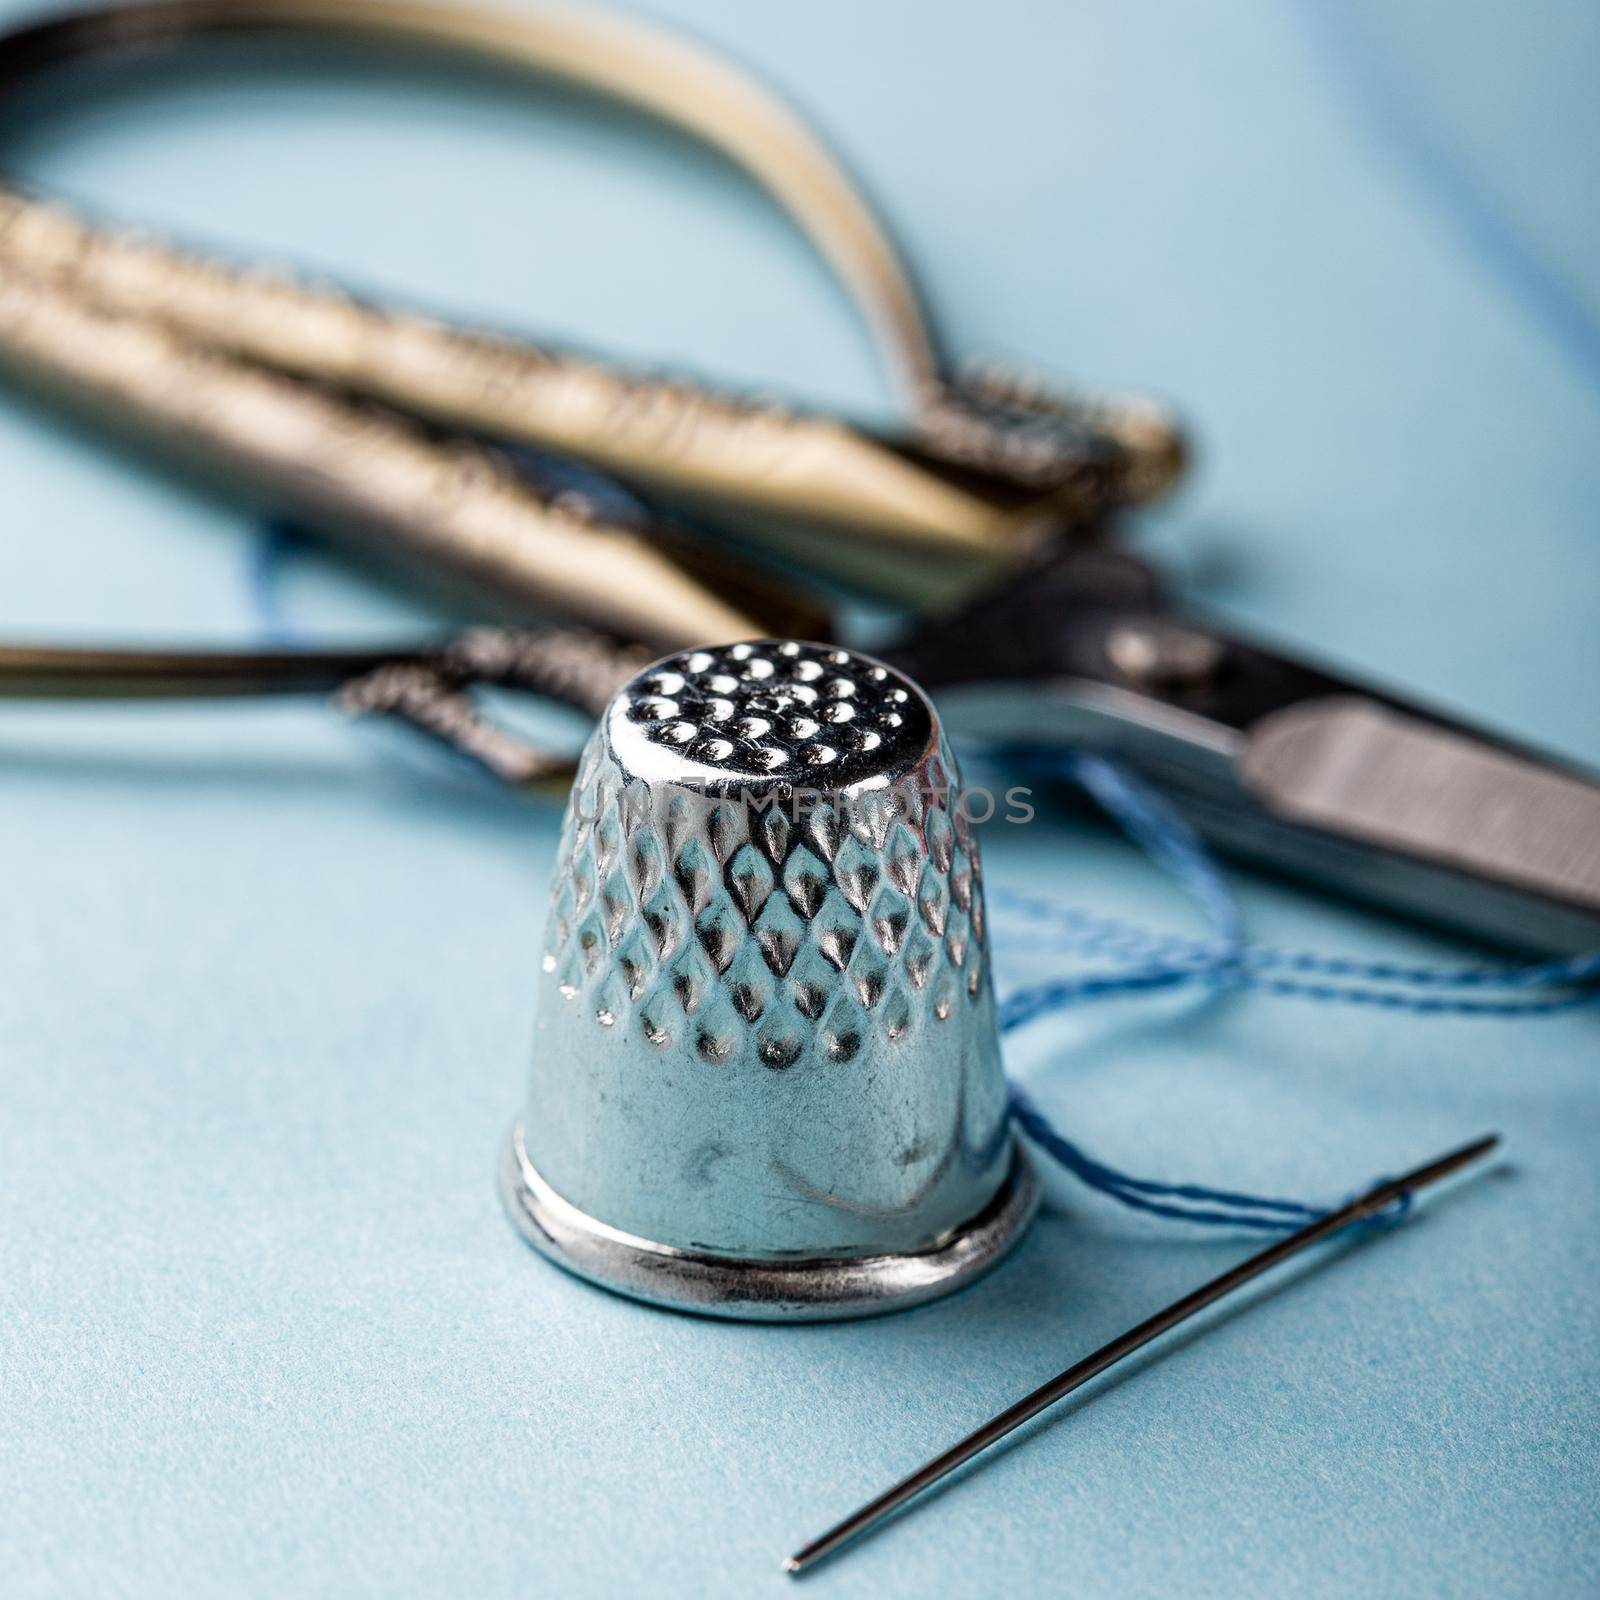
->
[499, 1123, 1039, 1322]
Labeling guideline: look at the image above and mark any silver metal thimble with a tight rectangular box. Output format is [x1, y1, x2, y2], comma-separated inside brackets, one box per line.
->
[500, 640, 1037, 1318]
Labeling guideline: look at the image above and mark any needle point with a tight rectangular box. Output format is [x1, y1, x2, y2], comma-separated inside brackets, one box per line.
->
[780, 1132, 1498, 1574]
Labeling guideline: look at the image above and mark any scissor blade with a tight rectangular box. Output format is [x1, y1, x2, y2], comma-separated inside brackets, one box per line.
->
[0, 627, 643, 714]
[0, 642, 419, 699]
[889, 549, 1600, 953]
[1243, 698, 1600, 919]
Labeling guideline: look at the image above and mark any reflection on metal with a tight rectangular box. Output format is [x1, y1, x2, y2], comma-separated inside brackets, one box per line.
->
[501, 641, 1037, 1317]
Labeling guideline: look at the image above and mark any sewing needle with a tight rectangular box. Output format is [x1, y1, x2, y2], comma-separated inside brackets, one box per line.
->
[783, 1132, 1499, 1576]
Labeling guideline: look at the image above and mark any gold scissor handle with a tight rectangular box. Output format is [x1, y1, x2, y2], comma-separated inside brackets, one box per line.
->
[0, 0, 949, 404]
[0, 0, 1185, 606]
[0, 258, 827, 647]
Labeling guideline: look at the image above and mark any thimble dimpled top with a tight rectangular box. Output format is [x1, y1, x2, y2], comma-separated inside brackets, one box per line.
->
[503, 640, 1035, 1317]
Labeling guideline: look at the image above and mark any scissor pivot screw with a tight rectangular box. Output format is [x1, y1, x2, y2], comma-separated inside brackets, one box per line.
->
[1106, 620, 1225, 691]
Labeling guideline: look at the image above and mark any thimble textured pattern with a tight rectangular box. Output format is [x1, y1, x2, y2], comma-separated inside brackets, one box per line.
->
[522, 640, 1013, 1261]
[543, 654, 987, 1072]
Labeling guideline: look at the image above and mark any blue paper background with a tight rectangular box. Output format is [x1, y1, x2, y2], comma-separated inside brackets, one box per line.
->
[1, 2, 1596, 1595]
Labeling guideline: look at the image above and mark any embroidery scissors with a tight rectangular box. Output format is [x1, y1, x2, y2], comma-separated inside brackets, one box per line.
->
[0, 0, 1594, 954]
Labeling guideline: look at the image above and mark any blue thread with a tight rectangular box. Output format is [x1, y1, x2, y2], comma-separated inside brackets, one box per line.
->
[1356, 1183, 1412, 1230]
[988, 891, 1600, 1014]
[1065, 753, 1246, 950]
[998, 962, 1600, 1022]
[985, 750, 1600, 1016]
[995, 753, 1330, 1231]
[1009, 1085, 1325, 1231]
[993, 747, 1590, 1228]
